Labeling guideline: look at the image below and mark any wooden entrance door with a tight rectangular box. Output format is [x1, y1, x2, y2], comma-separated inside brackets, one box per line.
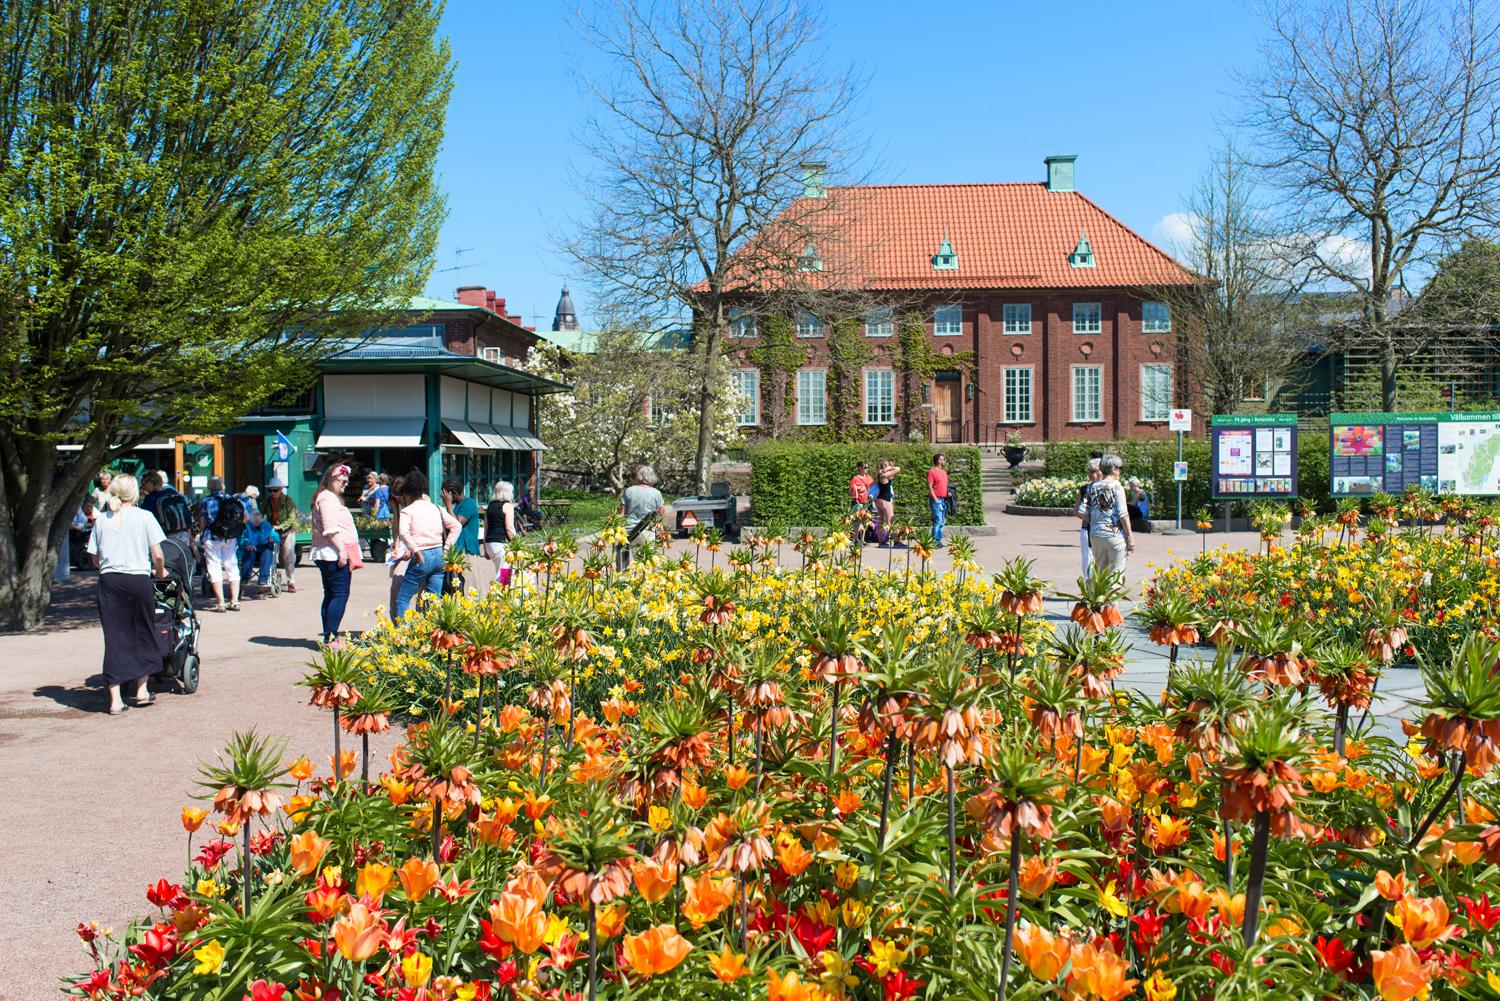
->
[933, 379, 962, 442]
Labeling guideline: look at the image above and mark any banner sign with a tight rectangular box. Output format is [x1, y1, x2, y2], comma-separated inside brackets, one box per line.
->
[1330, 411, 1500, 496]
[1209, 413, 1299, 499]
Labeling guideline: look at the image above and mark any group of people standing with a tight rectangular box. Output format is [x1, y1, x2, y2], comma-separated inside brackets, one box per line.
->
[848, 454, 952, 548]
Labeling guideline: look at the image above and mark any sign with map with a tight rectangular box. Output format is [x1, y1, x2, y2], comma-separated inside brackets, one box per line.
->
[1210, 413, 1298, 498]
[1329, 411, 1500, 496]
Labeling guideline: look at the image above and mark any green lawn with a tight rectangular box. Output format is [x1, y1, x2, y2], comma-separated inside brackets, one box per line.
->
[539, 486, 677, 535]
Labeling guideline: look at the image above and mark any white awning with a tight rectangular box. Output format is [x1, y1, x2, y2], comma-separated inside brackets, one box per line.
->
[511, 432, 547, 452]
[473, 425, 514, 450]
[441, 419, 489, 450]
[315, 418, 425, 448]
[57, 436, 175, 452]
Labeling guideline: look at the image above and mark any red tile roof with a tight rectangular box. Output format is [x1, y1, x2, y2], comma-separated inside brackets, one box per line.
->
[733, 182, 1195, 291]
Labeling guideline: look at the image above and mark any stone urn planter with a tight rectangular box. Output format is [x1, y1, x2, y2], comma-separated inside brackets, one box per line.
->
[1003, 445, 1027, 468]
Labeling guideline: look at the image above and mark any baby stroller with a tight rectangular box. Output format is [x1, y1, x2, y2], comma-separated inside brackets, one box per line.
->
[154, 536, 202, 694]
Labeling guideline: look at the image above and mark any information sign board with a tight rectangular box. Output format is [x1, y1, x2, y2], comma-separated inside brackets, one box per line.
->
[1329, 411, 1500, 496]
[1209, 414, 1299, 499]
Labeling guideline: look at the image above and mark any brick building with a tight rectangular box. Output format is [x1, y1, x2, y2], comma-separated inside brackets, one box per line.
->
[425, 286, 540, 364]
[720, 157, 1199, 443]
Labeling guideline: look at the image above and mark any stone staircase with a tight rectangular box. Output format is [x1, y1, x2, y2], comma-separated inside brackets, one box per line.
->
[981, 454, 1013, 495]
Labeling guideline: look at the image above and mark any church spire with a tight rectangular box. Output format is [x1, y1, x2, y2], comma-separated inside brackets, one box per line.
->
[552, 287, 578, 331]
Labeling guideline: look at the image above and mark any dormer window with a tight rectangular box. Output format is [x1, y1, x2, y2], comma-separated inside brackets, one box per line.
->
[931, 234, 959, 271]
[798, 239, 824, 272]
[1069, 229, 1095, 269]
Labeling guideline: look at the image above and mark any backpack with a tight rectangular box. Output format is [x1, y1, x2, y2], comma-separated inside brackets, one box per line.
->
[210, 495, 246, 539]
[156, 491, 192, 535]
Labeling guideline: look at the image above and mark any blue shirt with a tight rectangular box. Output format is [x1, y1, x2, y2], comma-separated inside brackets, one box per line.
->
[240, 521, 280, 549]
[454, 496, 481, 555]
[368, 485, 390, 519]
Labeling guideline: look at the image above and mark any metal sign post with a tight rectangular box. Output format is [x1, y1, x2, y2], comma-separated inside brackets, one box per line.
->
[1168, 409, 1193, 531]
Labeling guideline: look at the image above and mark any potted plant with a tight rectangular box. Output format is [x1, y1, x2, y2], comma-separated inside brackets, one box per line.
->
[354, 514, 390, 562]
[1003, 430, 1028, 469]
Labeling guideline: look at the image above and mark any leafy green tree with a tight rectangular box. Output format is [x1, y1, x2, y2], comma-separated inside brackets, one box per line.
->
[0, 0, 452, 629]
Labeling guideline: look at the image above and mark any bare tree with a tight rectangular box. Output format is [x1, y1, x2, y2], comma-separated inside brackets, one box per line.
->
[1243, 0, 1500, 411]
[569, 0, 863, 492]
[1154, 145, 1309, 414]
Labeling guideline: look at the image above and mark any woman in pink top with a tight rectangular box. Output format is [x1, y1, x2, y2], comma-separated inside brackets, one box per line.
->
[392, 469, 460, 618]
[311, 464, 359, 643]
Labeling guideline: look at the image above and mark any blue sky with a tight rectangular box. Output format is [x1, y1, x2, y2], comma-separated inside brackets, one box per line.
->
[423, 0, 1267, 328]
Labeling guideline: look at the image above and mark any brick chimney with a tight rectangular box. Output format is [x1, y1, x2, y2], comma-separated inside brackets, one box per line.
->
[455, 285, 488, 308]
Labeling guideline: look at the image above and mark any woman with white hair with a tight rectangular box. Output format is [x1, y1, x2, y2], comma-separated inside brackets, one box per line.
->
[87, 474, 167, 714]
[617, 465, 665, 570]
[483, 480, 517, 586]
[1074, 458, 1103, 577]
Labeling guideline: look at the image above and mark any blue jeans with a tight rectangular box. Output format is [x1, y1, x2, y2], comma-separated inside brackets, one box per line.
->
[395, 547, 445, 618]
[315, 559, 351, 642]
[239, 543, 275, 584]
[930, 499, 947, 546]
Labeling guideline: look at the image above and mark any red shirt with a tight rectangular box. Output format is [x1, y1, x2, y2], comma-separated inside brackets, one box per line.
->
[927, 466, 949, 501]
[850, 474, 873, 504]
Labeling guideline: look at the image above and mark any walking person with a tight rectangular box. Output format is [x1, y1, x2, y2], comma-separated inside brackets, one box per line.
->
[392, 470, 460, 618]
[140, 470, 192, 547]
[1074, 459, 1102, 578]
[264, 477, 299, 592]
[199, 475, 246, 612]
[311, 464, 359, 643]
[86, 474, 167, 715]
[360, 471, 391, 518]
[90, 469, 114, 512]
[873, 459, 901, 547]
[442, 478, 481, 557]
[483, 480, 517, 587]
[926, 453, 949, 548]
[1079, 454, 1135, 574]
[616, 465, 666, 571]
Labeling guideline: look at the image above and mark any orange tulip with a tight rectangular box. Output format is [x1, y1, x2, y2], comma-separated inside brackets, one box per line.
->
[631, 858, 677, 904]
[681, 872, 735, 930]
[1148, 814, 1191, 852]
[681, 778, 709, 810]
[1375, 870, 1406, 901]
[595, 903, 628, 940]
[181, 807, 209, 833]
[1014, 923, 1068, 981]
[1174, 881, 1214, 922]
[1371, 944, 1433, 1001]
[775, 837, 813, 877]
[489, 892, 547, 954]
[1389, 895, 1457, 949]
[305, 885, 348, 922]
[1068, 943, 1137, 1001]
[709, 946, 751, 983]
[724, 764, 751, 790]
[355, 863, 395, 902]
[289, 830, 331, 877]
[331, 902, 385, 962]
[396, 858, 440, 902]
[287, 756, 315, 782]
[1212, 890, 1246, 927]
[767, 968, 822, 1001]
[1017, 855, 1059, 899]
[834, 789, 863, 815]
[621, 924, 693, 976]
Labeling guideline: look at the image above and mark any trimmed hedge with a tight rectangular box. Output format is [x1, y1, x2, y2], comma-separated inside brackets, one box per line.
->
[750, 443, 984, 527]
[1041, 432, 1335, 515]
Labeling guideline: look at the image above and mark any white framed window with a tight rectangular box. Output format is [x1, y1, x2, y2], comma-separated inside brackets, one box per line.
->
[796, 369, 827, 425]
[1072, 302, 1102, 334]
[1142, 301, 1171, 333]
[1141, 365, 1173, 421]
[864, 369, 895, 424]
[1002, 367, 1033, 423]
[728, 308, 757, 339]
[864, 307, 894, 338]
[1071, 365, 1103, 423]
[933, 304, 963, 336]
[730, 369, 760, 426]
[795, 311, 823, 339]
[481, 346, 504, 363]
[1002, 304, 1032, 335]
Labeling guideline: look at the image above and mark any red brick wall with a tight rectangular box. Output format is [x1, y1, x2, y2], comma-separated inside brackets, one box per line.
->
[726, 288, 1194, 443]
[436, 313, 538, 365]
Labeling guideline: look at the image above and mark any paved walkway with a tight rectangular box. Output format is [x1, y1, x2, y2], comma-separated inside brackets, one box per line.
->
[0, 496, 1408, 998]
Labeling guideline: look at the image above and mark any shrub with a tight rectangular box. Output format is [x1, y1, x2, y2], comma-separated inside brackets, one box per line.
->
[1014, 476, 1155, 510]
[749, 442, 984, 526]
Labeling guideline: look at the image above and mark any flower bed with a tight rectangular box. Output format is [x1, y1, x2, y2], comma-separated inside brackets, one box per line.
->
[71, 532, 1500, 1001]
[1014, 477, 1155, 511]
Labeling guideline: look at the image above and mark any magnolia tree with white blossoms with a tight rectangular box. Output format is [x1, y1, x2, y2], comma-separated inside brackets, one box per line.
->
[524, 325, 744, 492]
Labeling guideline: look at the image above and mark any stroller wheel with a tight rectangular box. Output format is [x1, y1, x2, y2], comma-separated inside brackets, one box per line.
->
[179, 652, 201, 694]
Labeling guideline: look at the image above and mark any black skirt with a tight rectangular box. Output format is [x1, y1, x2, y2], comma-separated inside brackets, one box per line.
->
[96, 573, 162, 686]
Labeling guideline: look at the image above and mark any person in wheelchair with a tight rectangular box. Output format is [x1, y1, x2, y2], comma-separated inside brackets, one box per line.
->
[238, 507, 281, 594]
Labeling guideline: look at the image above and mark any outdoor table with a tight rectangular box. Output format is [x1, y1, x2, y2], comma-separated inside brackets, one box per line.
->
[536, 499, 573, 527]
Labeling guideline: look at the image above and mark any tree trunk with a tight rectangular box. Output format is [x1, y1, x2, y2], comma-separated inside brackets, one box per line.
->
[693, 316, 723, 495]
[0, 484, 78, 632]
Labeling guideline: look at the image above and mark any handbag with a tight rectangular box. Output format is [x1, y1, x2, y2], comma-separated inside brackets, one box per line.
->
[344, 542, 364, 570]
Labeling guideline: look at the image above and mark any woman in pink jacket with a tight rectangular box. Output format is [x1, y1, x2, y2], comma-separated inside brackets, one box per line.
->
[310, 464, 358, 643]
[392, 469, 460, 618]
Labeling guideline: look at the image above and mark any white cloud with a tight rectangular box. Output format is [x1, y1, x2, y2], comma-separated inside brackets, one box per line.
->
[1150, 211, 1198, 263]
